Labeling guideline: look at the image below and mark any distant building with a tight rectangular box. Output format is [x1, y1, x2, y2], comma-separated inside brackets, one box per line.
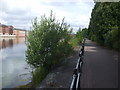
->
[13, 28, 27, 37]
[0, 24, 9, 35]
[0, 24, 27, 37]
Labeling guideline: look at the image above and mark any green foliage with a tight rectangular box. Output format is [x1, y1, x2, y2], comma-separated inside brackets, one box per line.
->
[76, 28, 83, 44]
[26, 11, 73, 70]
[88, 2, 120, 51]
[69, 36, 79, 48]
[81, 28, 88, 38]
[32, 67, 48, 86]
[26, 11, 74, 86]
[104, 26, 120, 50]
[76, 28, 88, 43]
[91, 35, 97, 41]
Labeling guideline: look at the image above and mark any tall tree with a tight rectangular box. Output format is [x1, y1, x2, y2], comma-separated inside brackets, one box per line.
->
[88, 2, 120, 51]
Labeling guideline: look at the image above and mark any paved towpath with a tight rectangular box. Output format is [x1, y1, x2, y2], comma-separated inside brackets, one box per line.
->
[81, 39, 119, 88]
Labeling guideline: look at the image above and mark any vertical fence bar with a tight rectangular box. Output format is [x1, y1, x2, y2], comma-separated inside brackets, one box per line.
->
[70, 39, 85, 90]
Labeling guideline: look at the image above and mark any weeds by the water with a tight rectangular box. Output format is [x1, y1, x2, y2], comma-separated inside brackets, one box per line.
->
[31, 67, 49, 87]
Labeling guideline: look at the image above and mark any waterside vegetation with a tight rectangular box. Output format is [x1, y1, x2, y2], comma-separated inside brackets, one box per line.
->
[25, 11, 85, 87]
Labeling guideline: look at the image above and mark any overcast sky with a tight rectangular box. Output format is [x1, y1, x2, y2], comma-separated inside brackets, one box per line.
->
[0, 0, 95, 33]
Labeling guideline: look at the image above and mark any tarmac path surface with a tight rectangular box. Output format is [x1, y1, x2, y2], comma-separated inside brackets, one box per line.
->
[81, 39, 119, 88]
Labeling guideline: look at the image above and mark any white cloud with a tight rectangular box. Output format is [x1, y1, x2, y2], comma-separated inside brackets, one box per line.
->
[0, 0, 95, 33]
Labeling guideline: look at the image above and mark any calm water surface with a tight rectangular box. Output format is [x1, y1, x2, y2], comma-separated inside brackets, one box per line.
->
[0, 37, 32, 89]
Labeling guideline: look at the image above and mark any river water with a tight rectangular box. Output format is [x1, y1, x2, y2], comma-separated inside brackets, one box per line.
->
[0, 37, 32, 89]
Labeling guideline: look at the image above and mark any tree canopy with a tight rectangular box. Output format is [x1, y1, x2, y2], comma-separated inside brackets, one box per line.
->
[88, 2, 120, 51]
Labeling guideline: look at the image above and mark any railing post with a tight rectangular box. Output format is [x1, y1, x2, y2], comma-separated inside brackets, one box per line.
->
[70, 68, 78, 90]
[70, 39, 85, 90]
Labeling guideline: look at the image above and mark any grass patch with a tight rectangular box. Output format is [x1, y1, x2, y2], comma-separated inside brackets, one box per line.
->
[17, 82, 32, 88]
[31, 67, 49, 87]
[69, 36, 79, 48]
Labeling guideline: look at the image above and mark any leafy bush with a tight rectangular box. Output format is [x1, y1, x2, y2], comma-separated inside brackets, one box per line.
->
[31, 67, 48, 86]
[103, 31, 113, 48]
[69, 36, 79, 48]
[104, 26, 120, 51]
[26, 11, 72, 70]
[88, 2, 120, 50]
[76, 28, 88, 43]
[26, 12, 74, 86]
[76, 28, 83, 44]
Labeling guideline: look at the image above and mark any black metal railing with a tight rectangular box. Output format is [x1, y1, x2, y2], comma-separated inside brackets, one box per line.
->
[70, 39, 85, 90]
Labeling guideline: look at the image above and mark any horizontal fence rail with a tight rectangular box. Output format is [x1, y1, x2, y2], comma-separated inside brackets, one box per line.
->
[70, 39, 85, 90]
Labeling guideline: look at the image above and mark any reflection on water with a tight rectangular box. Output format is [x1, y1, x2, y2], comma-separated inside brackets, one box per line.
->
[2, 39, 13, 48]
[0, 37, 32, 89]
[0, 37, 26, 49]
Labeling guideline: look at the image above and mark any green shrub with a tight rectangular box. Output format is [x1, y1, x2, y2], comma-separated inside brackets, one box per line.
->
[26, 11, 72, 71]
[69, 36, 79, 48]
[31, 67, 48, 86]
[103, 31, 113, 48]
[26, 11, 74, 86]
[104, 27, 120, 51]
[91, 35, 97, 41]
[76, 28, 83, 44]
[88, 2, 120, 51]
